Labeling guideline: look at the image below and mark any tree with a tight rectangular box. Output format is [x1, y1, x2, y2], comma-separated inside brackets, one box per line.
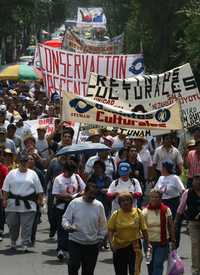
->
[124, 0, 188, 73]
[175, 0, 200, 84]
[0, 0, 70, 64]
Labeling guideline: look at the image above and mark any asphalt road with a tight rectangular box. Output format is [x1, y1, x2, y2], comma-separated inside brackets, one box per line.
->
[0, 214, 192, 275]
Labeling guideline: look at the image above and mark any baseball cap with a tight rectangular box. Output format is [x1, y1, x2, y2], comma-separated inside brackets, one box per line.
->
[118, 162, 131, 177]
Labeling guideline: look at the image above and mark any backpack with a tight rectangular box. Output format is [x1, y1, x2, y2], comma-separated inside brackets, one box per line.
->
[114, 177, 136, 187]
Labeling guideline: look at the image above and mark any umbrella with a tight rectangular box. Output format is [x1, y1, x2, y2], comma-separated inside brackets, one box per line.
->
[43, 40, 62, 48]
[0, 64, 43, 81]
[56, 143, 111, 156]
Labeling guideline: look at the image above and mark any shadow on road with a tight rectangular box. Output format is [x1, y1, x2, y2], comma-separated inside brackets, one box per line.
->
[99, 258, 113, 264]
[37, 238, 56, 244]
[43, 259, 67, 266]
[42, 249, 56, 257]
[0, 248, 36, 256]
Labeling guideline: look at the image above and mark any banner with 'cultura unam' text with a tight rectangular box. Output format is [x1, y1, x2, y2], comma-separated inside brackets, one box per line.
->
[62, 91, 183, 130]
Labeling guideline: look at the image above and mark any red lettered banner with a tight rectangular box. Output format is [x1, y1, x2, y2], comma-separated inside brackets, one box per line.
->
[62, 91, 183, 130]
[35, 44, 144, 96]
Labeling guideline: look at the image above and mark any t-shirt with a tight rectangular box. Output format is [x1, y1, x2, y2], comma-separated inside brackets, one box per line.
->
[153, 145, 183, 172]
[138, 148, 152, 180]
[0, 163, 8, 189]
[112, 136, 124, 148]
[155, 175, 185, 199]
[85, 155, 116, 180]
[108, 178, 142, 212]
[16, 125, 32, 142]
[108, 208, 147, 248]
[36, 138, 49, 159]
[52, 173, 86, 210]
[142, 207, 172, 242]
[2, 168, 43, 212]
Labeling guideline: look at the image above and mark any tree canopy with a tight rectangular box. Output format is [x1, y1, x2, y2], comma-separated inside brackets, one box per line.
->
[0, 0, 200, 83]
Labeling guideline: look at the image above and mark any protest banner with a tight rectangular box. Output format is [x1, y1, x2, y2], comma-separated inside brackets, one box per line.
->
[87, 63, 199, 128]
[79, 124, 169, 138]
[36, 43, 144, 96]
[62, 91, 183, 130]
[24, 117, 55, 137]
[77, 7, 107, 28]
[62, 30, 124, 54]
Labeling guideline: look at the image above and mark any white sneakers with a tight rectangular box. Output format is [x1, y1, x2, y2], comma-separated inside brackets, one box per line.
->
[10, 241, 16, 250]
[57, 250, 64, 260]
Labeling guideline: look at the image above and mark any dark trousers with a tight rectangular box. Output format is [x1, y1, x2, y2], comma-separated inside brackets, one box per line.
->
[162, 196, 180, 220]
[68, 240, 99, 275]
[47, 194, 57, 236]
[187, 178, 193, 189]
[113, 245, 136, 275]
[31, 207, 41, 243]
[56, 207, 68, 251]
[0, 199, 5, 233]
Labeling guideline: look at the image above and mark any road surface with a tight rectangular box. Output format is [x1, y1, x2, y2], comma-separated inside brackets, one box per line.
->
[0, 214, 192, 275]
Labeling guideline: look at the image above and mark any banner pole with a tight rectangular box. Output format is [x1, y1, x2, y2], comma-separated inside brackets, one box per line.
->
[75, 123, 81, 144]
[60, 86, 64, 142]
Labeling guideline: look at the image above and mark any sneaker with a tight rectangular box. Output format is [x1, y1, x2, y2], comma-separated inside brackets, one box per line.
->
[49, 232, 56, 239]
[22, 245, 29, 252]
[10, 241, 16, 250]
[57, 250, 64, 261]
[0, 235, 3, 242]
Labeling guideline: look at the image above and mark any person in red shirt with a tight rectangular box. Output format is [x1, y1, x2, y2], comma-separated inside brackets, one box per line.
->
[0, 160, 9, 241]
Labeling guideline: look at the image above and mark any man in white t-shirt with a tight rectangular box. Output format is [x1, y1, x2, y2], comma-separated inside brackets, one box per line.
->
[153, 134, 183, 178]
[36, 126, 50, 159]
[52, 161, 85, 260]
[85, 151, 116, 180]
[107, 162, 142, 213]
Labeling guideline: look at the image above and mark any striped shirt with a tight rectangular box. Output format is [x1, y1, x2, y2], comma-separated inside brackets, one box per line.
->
[186, 150, 200, 178]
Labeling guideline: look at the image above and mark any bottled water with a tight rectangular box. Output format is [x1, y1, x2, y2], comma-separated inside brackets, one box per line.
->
[146, 246, 152, 265]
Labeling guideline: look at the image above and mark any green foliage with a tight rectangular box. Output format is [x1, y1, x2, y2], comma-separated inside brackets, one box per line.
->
[1, 0, 200, 82]
[0, 0, 70, 63]
[176, 0, 200, 82]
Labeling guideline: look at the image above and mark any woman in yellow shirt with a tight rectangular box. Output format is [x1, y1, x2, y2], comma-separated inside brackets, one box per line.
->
[108, 192, 148, 275]
[142, 189, 176, 275]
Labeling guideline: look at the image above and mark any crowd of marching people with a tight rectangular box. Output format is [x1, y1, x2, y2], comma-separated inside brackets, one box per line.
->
[0, 80, 200, 275]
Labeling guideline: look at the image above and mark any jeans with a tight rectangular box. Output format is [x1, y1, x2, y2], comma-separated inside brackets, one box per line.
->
[55, 207, 68, 251]
[148, 243, 168, 275]
[68, 240, 99, 275]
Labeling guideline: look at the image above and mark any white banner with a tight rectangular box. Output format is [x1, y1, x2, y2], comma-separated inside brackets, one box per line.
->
[36, 44, 144, 97]
[77, 7, 107, 28]
[87, 63, 200, 128]
[24, 117, 55, 137]
[62, 91, 183, 130]
[62, 30, 124, 54]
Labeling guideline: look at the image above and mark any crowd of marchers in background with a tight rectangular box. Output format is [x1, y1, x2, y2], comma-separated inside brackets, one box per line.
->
[0, 79, 200, 275]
